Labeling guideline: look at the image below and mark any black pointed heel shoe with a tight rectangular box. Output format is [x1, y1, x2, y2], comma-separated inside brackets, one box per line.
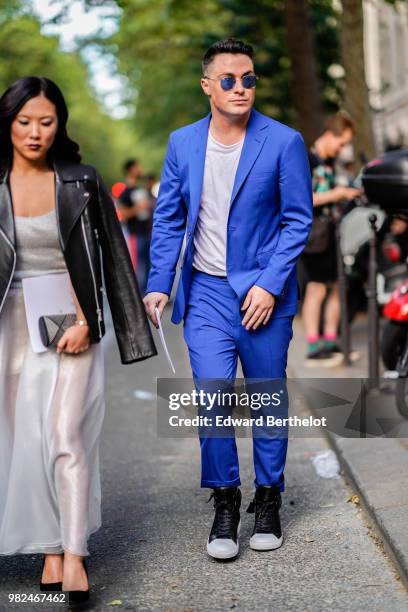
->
[39, 555, 63, 592]
[68, 559, 90, 609]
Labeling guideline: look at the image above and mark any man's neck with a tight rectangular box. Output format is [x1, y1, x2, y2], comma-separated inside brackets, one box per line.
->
[314, 136, 330, 161]
[209, 107, 250, 146]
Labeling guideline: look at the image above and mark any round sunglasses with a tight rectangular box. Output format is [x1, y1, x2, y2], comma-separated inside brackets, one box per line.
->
[204, 74, 258, 91]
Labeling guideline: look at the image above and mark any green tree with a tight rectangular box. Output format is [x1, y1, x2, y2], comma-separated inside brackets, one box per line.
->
[284, 0, 324, 145]
[340, 0, 375, 163]
[88, 0, 341, 154]
[0, 2, 134, 184]
[110, 0, 231, 155]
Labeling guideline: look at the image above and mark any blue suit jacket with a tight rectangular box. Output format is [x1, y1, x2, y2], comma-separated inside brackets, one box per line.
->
[146, 108, 313, 324]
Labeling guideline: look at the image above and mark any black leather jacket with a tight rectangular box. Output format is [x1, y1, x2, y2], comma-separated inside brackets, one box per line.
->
[0, 160, 157, 364]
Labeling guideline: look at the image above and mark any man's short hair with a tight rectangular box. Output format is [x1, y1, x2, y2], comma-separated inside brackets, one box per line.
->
[202, 38, 254, 75]
[123, 158, 139, 174]
[325, 112, 355, 136]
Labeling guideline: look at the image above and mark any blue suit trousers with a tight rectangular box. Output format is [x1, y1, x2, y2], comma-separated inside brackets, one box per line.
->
[183, 269, 294, 490]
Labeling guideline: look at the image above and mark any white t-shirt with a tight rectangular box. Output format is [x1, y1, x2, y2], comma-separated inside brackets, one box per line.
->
[192, 131, 244, 275]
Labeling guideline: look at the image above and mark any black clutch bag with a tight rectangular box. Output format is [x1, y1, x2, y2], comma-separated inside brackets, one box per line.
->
[38, 314, 77, 348]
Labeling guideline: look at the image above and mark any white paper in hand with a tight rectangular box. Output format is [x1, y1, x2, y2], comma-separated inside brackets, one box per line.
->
[154, 306, 176, 374]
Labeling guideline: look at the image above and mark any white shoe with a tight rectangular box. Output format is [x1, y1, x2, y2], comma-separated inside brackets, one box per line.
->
[206, 487, 241, 560]
[249, 532, 283, 551]
[207, 521, 241, 559]
[247, 486, 283, 552]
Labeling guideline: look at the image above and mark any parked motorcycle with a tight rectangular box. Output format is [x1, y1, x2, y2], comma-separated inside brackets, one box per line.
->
[381, 280, 408, 417]
[381, 280, 408, 370]
[339, 203, 408, 321]
[380, 279, 408, 417]
[362, 148, 408, 417]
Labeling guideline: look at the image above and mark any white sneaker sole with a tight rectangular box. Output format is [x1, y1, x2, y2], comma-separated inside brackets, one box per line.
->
[305, 354, 344, 368]
[305, 350, 361, 368]
[206, 521, 241, 560]
[249, 533, 283, 551]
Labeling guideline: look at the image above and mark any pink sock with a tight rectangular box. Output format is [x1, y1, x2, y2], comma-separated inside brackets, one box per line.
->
[307, 334, 320, 344]
[324, 332, 337, 341]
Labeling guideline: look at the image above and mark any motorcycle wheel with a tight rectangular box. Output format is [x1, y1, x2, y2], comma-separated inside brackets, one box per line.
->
[396, 377, 408, 419]
[381, 321, 407, 371]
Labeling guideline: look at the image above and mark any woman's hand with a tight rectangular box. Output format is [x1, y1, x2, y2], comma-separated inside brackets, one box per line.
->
[57, 324, 91, 355]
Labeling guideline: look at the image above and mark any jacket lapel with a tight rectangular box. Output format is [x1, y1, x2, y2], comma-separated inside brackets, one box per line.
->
[54, 160, 92, 251]
[229, 109, 268, 207]
[188, 114, 210, 223]
[0, 167, 15, 247]
[0, 162, 91, 252]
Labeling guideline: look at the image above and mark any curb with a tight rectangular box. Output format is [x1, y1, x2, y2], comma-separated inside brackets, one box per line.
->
[288, 317, 408, 590]
[305, 412, 408, 591]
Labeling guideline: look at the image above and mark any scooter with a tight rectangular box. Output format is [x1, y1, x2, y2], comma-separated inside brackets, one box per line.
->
[339, 205, 408, 321]
[362, 147, 408, 415]
[381, 279, 408, 417]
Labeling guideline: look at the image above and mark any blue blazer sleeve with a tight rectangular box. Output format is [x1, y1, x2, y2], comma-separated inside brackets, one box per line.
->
[255, 132, 313, 297]
[145, 134, 187, 296]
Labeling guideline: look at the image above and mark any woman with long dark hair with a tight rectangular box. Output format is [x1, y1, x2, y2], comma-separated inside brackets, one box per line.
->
[0, 77, 157, 606]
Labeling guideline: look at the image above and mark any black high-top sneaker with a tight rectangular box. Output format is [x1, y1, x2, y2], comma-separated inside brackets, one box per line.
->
[247, 485, 283, 551]
[207, 487, 241, 560]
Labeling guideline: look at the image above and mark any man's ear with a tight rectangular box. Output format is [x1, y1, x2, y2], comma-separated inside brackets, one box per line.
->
[200, 78, 211, 97]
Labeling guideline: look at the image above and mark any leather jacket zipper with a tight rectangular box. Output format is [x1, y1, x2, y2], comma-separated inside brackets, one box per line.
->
[0, 227, 17, 315]
[93, 228, 107, 297]
[81, 215, 103, 339]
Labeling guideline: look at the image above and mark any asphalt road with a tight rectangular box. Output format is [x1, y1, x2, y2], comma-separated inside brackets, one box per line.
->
[1, 310, 407, 611]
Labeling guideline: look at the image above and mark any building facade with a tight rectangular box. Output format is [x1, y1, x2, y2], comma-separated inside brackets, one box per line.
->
[364, 0, 408, 151]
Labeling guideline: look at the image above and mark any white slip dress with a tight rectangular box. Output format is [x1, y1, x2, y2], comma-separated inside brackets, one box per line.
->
[0, 210, 105, 556]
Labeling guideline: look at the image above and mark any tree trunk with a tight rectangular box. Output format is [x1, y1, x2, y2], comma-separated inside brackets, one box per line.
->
[283, 0, 324, 146]
[341, 0, 376, 165]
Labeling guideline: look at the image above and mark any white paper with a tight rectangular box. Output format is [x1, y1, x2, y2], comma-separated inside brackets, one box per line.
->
[22, 273, 76, 353]
[154, 306, 176, 374]
[311, 450, 340, 479]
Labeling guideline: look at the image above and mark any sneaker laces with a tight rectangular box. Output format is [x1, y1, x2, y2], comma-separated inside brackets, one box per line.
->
[247, 495, 281, 535]
[208, 492, 238, 538]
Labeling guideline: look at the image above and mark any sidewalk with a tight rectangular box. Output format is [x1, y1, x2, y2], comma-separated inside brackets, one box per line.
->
[288, 314, 408, 588]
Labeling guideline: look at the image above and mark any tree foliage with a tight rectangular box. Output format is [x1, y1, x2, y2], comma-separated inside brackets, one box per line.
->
[90, 0, 342, 159]
[7, 0, 398, 173]
[0, 1, 134, 184]
[88, 0, 408, 163]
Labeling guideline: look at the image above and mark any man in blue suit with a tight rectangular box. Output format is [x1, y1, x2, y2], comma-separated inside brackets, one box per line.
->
[144, 39, 312, 560]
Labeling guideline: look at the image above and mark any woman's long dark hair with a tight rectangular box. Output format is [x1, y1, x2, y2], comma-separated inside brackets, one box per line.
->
[0, 76, 81, 168]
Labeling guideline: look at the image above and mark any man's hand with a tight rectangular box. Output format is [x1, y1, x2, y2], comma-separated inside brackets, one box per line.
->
[331, 185, 363, 201]
[241, 285, 275, 330]
[313, 185, 363, 208]
[143, 292, 169, 327]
